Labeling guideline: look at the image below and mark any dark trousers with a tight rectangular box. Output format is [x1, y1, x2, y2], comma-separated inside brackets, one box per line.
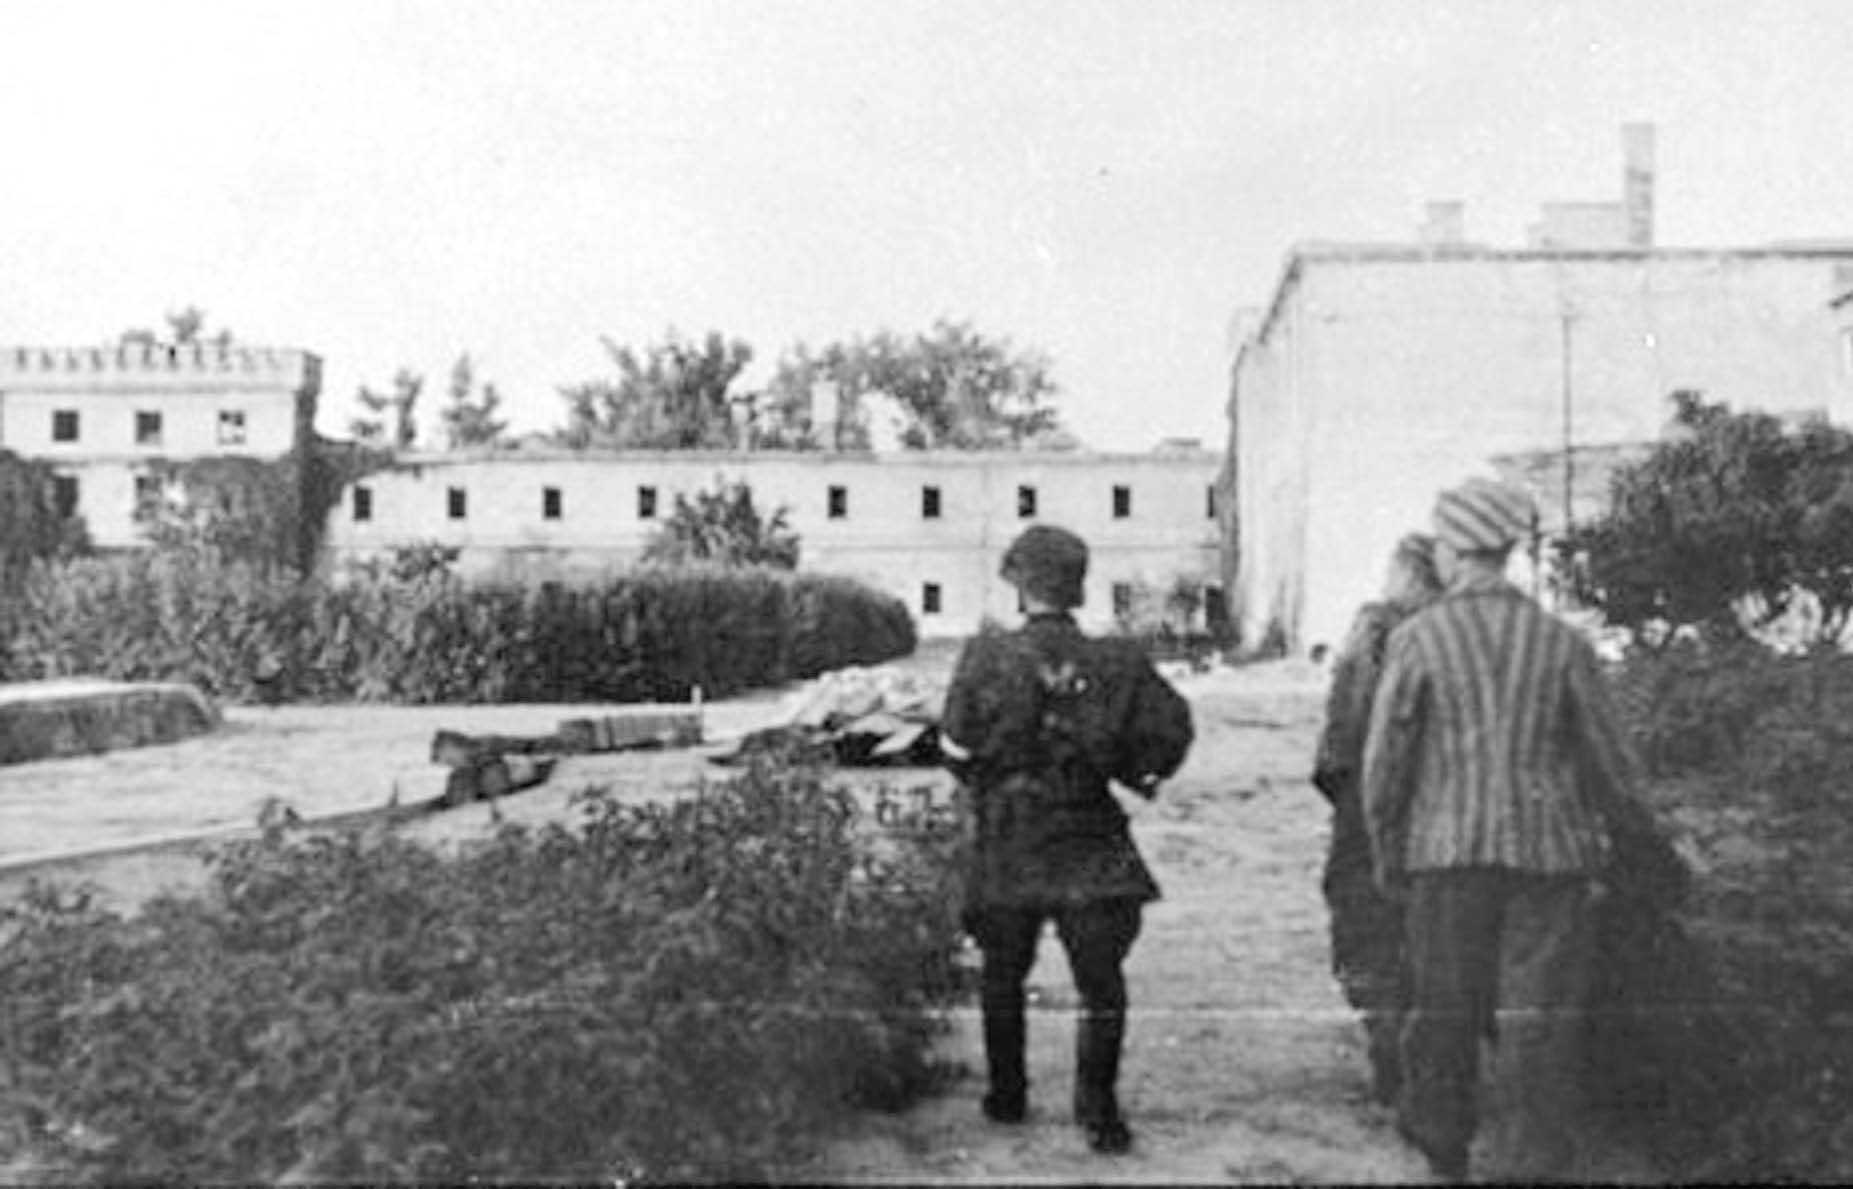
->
[1322, 787, 1407, 1099]
[1401, 869, 1594, 1180]
[969, 899, 1143, 1124]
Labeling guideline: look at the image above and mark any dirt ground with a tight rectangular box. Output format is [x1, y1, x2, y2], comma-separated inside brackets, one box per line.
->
[0, 648, 1659, 1184]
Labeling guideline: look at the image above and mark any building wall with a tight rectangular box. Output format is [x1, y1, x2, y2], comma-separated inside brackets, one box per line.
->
[1228, 248, 1853, 655]
[0, 345, 320, 547]
[326, 449, 1223, 637]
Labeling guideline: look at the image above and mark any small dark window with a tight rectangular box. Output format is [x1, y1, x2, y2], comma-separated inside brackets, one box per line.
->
[1112, 485, 1132, 518]
[218, 409, 247, 445]
[353, 485, 373, 522]
[51, 410, 79, 442]
[135, 411, 163, 446]
[447, 487, 467, 520]
[1207, 484, 1218, 520]
[922, 485, 941, 519]
[1111, 582, 1135, 617]
[1205, 584, 1229, 632]
[827, 485, 848, 519]
[133, 474, 162, 519]
[1017, 484, 1037, 519]
[922, 582, 942, 615]
[52, 475, 79, 519]
[542, 486, 563, 520]
[638, 486, 658, 519]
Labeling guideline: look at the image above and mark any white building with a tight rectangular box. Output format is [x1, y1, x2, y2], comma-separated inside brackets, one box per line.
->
[1222, 125, 1853, 655]
[0, 343, 322, 547]
[325, 446, 1223, 637]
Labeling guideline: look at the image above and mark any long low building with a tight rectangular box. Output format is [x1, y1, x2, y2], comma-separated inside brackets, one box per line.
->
[324, 445, 1224, 637]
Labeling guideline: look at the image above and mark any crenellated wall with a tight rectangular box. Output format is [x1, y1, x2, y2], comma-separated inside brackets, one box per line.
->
[0, 344, 319, 391]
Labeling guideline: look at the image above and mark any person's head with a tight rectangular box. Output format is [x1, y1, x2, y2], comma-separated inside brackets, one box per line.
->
[1431, 477, 1537, 582]
[1000, 524, 1088, 613]
[1383, 531, 1444, 608]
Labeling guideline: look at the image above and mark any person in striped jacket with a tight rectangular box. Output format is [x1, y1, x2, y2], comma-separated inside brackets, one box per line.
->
[1361, 477, 1649, 1183]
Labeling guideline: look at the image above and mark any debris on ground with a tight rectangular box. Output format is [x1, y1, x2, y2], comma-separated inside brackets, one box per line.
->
[709, 665, 948, 768]
[429, 706, 703, 806]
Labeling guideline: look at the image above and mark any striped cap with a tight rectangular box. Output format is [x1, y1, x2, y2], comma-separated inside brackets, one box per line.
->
[1433, 478, 1536, 553]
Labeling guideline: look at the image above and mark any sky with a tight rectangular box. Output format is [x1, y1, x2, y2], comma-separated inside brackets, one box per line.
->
[5, 0, 1853, 450]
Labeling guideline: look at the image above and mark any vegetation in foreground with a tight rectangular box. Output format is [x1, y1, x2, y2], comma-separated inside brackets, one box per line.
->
[0, 758, 965, 1183]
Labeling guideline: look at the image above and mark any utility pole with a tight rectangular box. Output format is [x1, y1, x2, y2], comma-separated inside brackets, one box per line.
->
[1559, 303, 1576, 539]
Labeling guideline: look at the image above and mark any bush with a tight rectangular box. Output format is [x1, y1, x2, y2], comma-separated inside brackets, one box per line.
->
[2, 554, 915, 703]
[1611, 640, 1853, 1180]
[0, 758, 965, 1182]
[1563, 391, 1853, 644]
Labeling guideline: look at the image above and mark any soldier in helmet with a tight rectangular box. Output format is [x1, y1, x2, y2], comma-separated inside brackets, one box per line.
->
[940, 524, 1194, 1155]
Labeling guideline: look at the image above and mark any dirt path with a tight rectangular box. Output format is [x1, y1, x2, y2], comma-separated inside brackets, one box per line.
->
[0, 651, 1658, 1183]
[798, 660, 1442, 1184]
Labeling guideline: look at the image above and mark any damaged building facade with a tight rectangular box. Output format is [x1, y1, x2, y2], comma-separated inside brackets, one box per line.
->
[324, 444, 1223, 639]
[1221, 124, 1853, 656]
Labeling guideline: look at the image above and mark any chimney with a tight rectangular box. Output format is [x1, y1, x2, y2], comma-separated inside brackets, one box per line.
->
[1420, 201, 1466, 247]
[1622, 122, 1655, 248]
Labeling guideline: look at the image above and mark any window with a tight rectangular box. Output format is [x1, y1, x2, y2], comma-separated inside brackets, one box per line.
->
[1111, 582, 1135, 618]
[217, 409, 247, 446]
[133, 474, 163, 519]
[51, 410, 79, 443]
[1017, 484, 1037, 519]
[1112, 485, 1132, 518]
[135, 411, 163, 446]
[922, 485, 941, 519]
[638, 486, 658, 519]
[542, 486, 563, 520]
[922, 582, 942, 615]
[353, 485, 373, 522]
[1207, 484, 1218, 520]
[827, 485, 848, 519]
[1204, 584, 1229, 632]
[52, 475, 79, 519]
[447, 487, 467, 520]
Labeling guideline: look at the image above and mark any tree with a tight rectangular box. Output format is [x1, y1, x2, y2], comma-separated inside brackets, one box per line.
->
[1562, 391, 1853, 644]
[349, 370, 424, 451]
[556, 331, 753, 450]
[120, 306, 233, 350]
[437, 353, 509, 450]
[0, 450, 89, 592]
[761, 320, 1065, 451]
[641, 481, 800, 569]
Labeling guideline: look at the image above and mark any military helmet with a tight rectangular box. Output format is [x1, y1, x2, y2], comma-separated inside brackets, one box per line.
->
[1000, 524, 1088, 609]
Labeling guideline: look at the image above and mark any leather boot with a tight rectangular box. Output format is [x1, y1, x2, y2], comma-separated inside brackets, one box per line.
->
[1075, 1010, 1131, 1152]
[982, 1006, 1027, 1123]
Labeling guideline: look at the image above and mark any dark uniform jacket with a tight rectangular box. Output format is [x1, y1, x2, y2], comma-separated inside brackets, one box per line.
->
[942, 613, 1194, 911]
[1313, 600, 1412, 803]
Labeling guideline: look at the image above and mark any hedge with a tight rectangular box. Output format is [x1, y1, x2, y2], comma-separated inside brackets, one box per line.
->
[0, 553, 916, 704]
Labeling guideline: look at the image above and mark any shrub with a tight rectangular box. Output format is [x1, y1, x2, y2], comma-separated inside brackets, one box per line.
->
[0, 758, 964, 1182]
[1611, 640, 1853, 1180]
[642, 480, 802, 569]
[3, 556, 915, 703]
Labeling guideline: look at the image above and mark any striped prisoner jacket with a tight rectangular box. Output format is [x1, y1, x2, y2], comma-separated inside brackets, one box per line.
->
[1360, 570, 1643, 885]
